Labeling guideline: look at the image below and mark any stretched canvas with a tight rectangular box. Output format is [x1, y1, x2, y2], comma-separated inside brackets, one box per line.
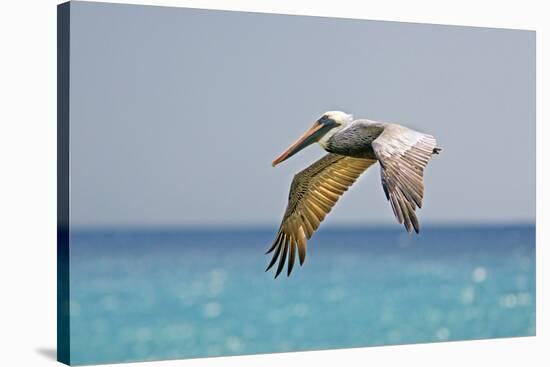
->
[57, 1, 536, 365]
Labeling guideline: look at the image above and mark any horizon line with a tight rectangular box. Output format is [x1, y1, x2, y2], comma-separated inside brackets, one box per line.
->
[70, 221, 536, 232]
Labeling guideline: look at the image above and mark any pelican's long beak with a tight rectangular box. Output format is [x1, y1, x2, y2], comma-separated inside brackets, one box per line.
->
[272, 121, 325, 167]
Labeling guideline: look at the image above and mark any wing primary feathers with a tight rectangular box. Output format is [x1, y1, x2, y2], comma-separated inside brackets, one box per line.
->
[274, 239, 289, 278]
[287, 240, 297, 276]
[300, 214, 314, 239]
[265, 234, 284, 271]
[266, 231, 283, 254]
[297, 227, 307, 266]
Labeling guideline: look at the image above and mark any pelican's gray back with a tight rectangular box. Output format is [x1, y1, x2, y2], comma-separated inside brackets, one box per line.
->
[325, 119, 387, 159]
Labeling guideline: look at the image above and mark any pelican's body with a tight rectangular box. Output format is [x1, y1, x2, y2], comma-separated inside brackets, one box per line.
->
[321, 119, 386, 159]
[267, 111, 441, 278]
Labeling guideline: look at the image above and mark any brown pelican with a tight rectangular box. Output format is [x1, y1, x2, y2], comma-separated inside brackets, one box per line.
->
[267, 111, 441, 278]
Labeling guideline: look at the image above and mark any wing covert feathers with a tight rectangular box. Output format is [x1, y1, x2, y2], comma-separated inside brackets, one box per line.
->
[266, 154, 376, 278]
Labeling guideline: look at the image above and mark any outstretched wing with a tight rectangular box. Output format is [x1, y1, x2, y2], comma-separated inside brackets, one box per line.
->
[266, 154, 377, 278]
[372, 124, 438, 234]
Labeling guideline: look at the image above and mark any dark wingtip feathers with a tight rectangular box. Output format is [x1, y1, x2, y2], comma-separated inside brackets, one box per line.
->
[265, 238, 283, 272]
[265, 232, 282, 254]
[274, 242, 288, 279]
[267, 232, 307, 279]
[298, 251, 306, 266]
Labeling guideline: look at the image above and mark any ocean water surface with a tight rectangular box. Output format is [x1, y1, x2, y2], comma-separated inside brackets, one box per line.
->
[69, 225, 535, 365]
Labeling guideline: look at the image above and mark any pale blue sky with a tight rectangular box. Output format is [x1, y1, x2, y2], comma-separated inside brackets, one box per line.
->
[68, 1, 535, 228]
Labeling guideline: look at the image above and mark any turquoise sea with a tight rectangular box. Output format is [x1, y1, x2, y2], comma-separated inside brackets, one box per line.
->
[69, 225, 535, 365]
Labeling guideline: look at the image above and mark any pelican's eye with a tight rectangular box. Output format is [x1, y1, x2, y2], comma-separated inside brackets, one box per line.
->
[319, 115, 337, 127]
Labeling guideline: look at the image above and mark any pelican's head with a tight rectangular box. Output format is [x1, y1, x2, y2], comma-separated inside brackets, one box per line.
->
[272, 111, 353, 167]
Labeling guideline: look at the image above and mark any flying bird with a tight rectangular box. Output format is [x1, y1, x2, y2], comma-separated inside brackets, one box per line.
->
[267, 111, 441, 278]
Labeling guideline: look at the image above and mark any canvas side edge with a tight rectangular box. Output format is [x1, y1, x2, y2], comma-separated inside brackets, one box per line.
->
[57, 2, 71, 365]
